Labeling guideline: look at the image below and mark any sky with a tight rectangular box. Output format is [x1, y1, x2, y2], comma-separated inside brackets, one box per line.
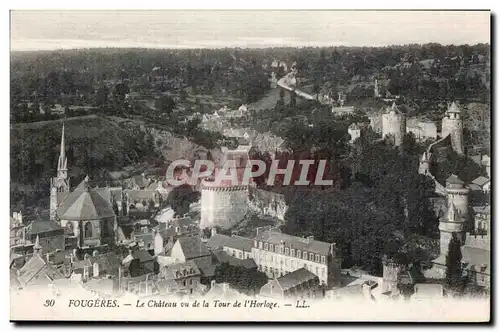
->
[10, 10, 491, 51]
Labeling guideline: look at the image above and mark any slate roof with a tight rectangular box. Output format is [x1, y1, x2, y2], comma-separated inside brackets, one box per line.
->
[446, 174, 465, 185]
[213, 250, 257, 270]
[471, 176, 490, 187]
[26, 219, 62, 235]
[125, 190, 160, 204]
[127, 175, 151, 189]
[462, 246, 490, 271]
[92, 252, 122, 275]
[276, 268, 318, 291]
[17, 254, 46, 286]
[159, 260, 200, 280]
[255, 230, 332, 256]
[57, 185, 115, 221]
[192, 256, 216, 278]
[473, 205, 491, 215]
[177, 236, 212, 260]
[207, 234, 254, 252]
[447, 101, 462, 114]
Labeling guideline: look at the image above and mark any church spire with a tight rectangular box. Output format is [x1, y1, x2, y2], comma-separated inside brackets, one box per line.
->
[57, 123, 67, 178]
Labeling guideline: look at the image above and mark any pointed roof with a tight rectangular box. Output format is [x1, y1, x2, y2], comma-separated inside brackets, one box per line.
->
[386, 102, 402, 114]
[349, 123, 361, 130]
[446, 174, 464, 185]
[34, 234, 41, 250]
[57, 123, 67, 171]
[447, 101, 462, 114]
[57, 179, 115, 220]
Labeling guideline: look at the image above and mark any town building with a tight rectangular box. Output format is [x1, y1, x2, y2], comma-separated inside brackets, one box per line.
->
[25, 219, 65, 254]
[206, 229, 253, 260]
[251, 229, 342, 288]
[157, 260, 201, 295]
[259, 268, 322, 300]
[469, 176, 490, 194]
[169, 236, 216, 284]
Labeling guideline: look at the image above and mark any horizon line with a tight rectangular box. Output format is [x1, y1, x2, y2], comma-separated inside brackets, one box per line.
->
[10, 42, 492, 53]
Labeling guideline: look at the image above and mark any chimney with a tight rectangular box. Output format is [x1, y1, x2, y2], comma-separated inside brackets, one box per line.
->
[211, 280, 216, 288]
[211, 228, 217, 237]
[222, 283, 229, 293]
[46, 253, 51, 263]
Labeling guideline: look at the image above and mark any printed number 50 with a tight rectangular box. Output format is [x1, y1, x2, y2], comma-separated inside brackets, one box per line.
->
[44, 300, 55, 307]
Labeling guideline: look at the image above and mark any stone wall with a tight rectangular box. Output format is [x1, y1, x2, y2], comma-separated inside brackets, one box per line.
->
[248, 188, 288, 221]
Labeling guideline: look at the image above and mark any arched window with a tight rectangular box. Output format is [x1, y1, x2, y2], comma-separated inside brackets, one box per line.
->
[84, 222, 93, 238]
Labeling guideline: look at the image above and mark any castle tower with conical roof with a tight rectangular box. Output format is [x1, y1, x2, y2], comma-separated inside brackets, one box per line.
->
[441, 101, 464, 155]
[50, 124, 70, 221]
[438, 174, 470, 256]
[382, 102, 406, 146]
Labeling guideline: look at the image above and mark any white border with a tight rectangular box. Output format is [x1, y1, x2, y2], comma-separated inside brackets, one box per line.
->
[3, 2, 497, 331]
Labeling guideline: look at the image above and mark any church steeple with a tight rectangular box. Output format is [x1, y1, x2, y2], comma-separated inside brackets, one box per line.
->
[57, 123, 67, 179]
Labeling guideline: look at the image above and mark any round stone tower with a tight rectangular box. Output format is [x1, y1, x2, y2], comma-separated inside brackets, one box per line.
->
[382, 102, 406, 146]
[199, 147, 251, 230]
[348, 123, 361, 143]
[200, 178, 249, 230]
[439, 174, 470, 255]
[441, 101, 464, 155]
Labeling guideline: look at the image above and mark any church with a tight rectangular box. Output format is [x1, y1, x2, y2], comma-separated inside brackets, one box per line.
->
[49, 124, 118, 250]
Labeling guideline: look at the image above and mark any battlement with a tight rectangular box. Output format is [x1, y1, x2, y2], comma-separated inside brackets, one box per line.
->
[200, 183, 249, 192]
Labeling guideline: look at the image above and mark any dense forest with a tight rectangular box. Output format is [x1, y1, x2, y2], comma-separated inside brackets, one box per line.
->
[281, 133, 439, 275]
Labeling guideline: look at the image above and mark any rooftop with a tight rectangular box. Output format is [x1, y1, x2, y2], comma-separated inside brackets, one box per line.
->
[57, 181, 115, 221]
[177, 236, 212, 260]
[213, 250, 257, 270]
[26, 219, 62, 235]
[207, 234, 254, 252]
[276, 268, 318, 291]
[446, 174, 465, 185]
[471, 176, 490, 187]
[255, 230, 332, 256]
[160, 260, 201, 280]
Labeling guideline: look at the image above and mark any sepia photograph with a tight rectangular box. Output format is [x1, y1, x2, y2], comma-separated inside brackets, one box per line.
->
[8, 9, 491, 322]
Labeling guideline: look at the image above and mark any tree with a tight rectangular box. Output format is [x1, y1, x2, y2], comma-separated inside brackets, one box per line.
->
[446, 233, 463, 288]
[155, 96, 176, 114]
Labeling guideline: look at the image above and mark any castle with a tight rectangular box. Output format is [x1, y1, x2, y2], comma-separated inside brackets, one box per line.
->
[380, 101, 462, 149]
